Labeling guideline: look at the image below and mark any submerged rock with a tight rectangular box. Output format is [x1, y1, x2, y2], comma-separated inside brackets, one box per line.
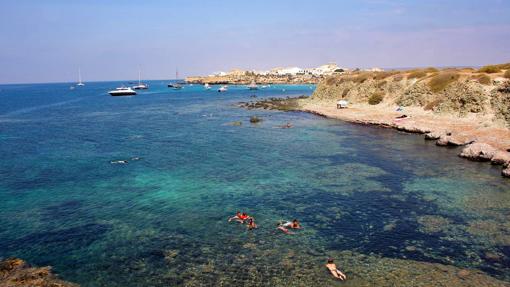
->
[0, 258, 78, 287]
[459, 143, 498, 161]
[503, 167, 510, 178]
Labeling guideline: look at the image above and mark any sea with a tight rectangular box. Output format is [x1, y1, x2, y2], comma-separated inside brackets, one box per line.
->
[0, 81, 509, 286]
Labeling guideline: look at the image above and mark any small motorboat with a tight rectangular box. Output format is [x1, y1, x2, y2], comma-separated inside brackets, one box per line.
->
[108, 86, 137, 96]
[247, 81, 258, 90]
[204, 83, 211, 90]
[168, 83, 183, 89]
[218, 85, 228, 92]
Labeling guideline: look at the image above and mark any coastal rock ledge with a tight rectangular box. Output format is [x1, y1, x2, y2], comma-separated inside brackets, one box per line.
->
[0, 258, 78, 287]
[459, 143, 498, 161]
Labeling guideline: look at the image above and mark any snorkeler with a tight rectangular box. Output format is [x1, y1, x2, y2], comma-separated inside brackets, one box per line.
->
[110, 160, 128, 164]
[247, 218, 257, 230]
[277, 219, 301, 234]
[325, 258, 347, 280]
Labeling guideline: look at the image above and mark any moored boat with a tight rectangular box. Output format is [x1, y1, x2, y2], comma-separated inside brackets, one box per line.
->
[108, 87, 137, 96]
[247, 81, 258, 90]
[218, 85, 228, 92]
[132, 69, 149, 90]
[77, 68, 85, 86]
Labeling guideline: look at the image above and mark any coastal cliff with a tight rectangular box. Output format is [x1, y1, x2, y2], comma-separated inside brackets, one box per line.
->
[0, 258, 78, 287]
[242, 64, 510, 177]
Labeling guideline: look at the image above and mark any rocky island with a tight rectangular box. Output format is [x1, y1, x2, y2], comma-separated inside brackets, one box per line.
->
[241, 63, 510, 177]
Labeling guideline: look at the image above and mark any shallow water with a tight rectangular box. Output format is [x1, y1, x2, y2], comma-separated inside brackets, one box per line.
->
[0, 81, 509, 286]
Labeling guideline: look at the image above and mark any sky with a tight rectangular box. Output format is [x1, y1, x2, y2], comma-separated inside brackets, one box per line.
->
[0, 0, 509, 84]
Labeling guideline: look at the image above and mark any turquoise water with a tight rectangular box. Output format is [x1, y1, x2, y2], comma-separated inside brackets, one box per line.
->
[0, 81, 509, 286]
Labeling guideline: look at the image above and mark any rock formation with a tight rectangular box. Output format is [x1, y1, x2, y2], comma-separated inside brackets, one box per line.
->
[0, 258, 78, 287]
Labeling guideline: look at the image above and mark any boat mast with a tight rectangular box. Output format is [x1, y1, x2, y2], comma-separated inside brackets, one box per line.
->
[138, 68, 141, 85]
[78, 68, 82, 84]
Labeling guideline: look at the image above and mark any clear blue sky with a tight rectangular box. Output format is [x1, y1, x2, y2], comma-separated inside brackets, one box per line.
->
[1, 0, 509, 84]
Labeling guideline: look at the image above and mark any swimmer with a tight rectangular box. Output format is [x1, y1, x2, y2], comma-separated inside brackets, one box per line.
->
[281, 122, 293, 129]
[239, 212, 251, 222]
[280, 219, 302, 229]
[247, 218, 257, 230]
[277, 219, 301, 234]
[110, 160, 128, 164]
[276, 223, 294, 235]
[325, 258, 347, 280]
[228, 211, 242, 222]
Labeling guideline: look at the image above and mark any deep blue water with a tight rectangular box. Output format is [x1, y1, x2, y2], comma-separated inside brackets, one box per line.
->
[0, 81, 509, 286]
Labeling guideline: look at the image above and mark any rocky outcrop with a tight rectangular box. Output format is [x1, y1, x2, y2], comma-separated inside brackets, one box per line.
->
[435, 82, 488, 115]
[459, 143, 498, 161]
[0, 258, 78, 287]
[396, 82, 433, 107]
[425, 131, 451, 140]
[502, 167, 510, 178]
[491, 151, 510, 166]
[436, 135, 475, 146]
[491, 82, 510, 127]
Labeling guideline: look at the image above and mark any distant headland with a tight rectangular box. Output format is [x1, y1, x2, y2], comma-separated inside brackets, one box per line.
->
[185, 63, 384, 85]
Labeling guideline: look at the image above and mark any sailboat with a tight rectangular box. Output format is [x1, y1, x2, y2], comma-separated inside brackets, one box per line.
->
[132, 69, 149, 90]
[168, 69, 183, 89]
[77, 68, 85, 86]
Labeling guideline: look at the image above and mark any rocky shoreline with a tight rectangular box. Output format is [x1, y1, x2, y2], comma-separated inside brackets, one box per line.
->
[239, 94, 510, 178]
[0, 258, 78, 287]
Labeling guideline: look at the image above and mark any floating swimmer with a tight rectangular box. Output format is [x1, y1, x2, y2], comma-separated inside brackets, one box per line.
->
[247, 218, 257, 230]
[277, 219, 301, 234]
[325, 258, 347, 281]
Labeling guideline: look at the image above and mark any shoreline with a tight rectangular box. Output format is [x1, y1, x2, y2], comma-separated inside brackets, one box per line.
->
[241, 97, 510, 178]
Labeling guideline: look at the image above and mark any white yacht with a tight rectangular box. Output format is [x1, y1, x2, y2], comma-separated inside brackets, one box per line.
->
[108, 86, 137, 96]
[77, 68, 85, 86]
[218, 85, 228, 92]
[204, 83, 211, 90]
[132, 69, 149, 90]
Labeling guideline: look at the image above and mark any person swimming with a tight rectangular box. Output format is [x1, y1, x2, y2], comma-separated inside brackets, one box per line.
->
[228, 211, 250, 223]
[277, 219, 301, 234]
[325, 258, 347, 281]
[247, 218, 257, 230]
[228, 211, 242, 222]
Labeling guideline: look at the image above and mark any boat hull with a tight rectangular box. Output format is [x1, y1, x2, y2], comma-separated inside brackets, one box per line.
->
[109, 92, 137, 96]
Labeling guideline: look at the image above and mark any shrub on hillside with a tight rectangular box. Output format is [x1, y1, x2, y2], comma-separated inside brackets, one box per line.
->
[424, 99, 441, 111]
[504, 69, 510, 79]
[474, 74, 491, 85]
[368, 92, 384, 105]
[478, 65, 501, 74]
[374, 71, 399, 80]
[393, 75, 404, 82]
[427, 72, 460, 93]
[408, 70, 427, 79]
[424, 67, 439, 73]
